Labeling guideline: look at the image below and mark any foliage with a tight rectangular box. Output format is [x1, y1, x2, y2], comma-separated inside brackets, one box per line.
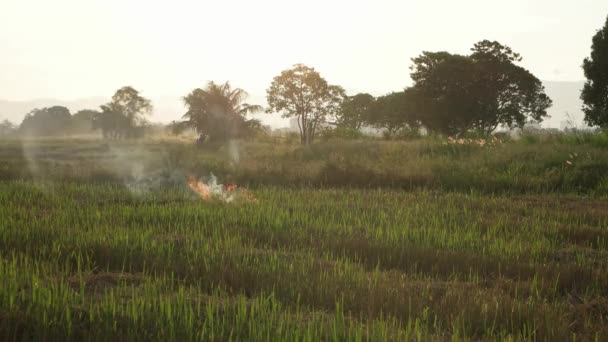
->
[367, 90, 421, 137]
[335, 93, 375, 130]
[582, 15, 608, 127]
[266, 64, 346, 145]
[3, 135, 608, 194]
[0, 119, 17, 137]
[172, 81, 262, 143]
[470, 41, 552, 134]
[108, 86, 153, 126]
[92, 104, 131, 139]
[409, 41, 552, 136]
[19, 106, 72, 136]
[319, 126, 365, 141]
[70, 109, 99, 134]
[93, 87, 152, 139]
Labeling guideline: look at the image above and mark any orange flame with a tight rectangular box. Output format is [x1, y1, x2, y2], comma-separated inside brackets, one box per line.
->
[187, 176, 211, 200]
[187, 175, 256, 203]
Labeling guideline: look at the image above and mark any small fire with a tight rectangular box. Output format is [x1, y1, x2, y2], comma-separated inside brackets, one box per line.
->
[187, 174, 255, 203]
[187, 176, 212, 200]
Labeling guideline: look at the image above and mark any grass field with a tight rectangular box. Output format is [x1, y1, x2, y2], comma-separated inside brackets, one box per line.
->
[1, 137, 607, 340]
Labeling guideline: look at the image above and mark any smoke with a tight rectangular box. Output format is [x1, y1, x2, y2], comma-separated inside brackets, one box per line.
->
[104, 143, 184, 196]
[206, 174, 234, 202]
[188, 173, 235, 203]
[187, 173, 256, 204]
[18, 135, 250, 202]
[20, 135, 56, 194]
[228, 139, 240, 166]
[21, 140, 40, 179]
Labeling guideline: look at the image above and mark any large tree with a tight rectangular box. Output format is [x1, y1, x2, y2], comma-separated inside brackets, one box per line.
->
[109, 86, 153, 127]
[469, 40, 552, 135]
[410, 41, 552, 136]
[266, 64, 346, 145]
[410, 52, 481, 135]
[582, 15, 608, 127]
[335, 93, 375, 130]
[94, 87, 152, 139]
[19, 106, 72, 136]
[172, 81, 262, 143]
[70, 109, 99, 134]
[367, 90, 421, 136]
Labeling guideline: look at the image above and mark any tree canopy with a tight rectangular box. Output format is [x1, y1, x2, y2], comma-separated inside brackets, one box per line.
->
[366, 90, 420, 136]
[70, 109, 99, 134]
[266, 64, 345, 145]
[19, 106, 72, 136]
[94, 87, 152, 139]
[335, 93, 375, 130]
[409, 40, 552, 136]
[582, 15, 608, 127]
[172, 81, 262, 143]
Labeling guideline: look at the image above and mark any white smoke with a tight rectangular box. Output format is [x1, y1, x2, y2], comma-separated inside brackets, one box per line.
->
[228, 139, 240, 166]
[206, 173, 235, 203]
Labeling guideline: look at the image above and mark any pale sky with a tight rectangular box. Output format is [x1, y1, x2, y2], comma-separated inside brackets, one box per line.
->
[1, 0, 607, 124]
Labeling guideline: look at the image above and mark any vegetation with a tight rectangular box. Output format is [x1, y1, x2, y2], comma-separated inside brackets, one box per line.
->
[1, 135, 608, 341]
[93, 86, 153, 139]
[367, 90, 421, 137]
[335, 93, 375, 130]
[171, 82, 263, 143]
[582, 15, 608, 128]
[267, 64, 346, 145]
[408, 40, 552, 136]
[0, 120, 17, 137]
[19, 106, 73, 136]
[2, 18, 608, 340]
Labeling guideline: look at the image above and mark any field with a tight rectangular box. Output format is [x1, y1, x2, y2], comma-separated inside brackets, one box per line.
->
[1, 137, 608, 340]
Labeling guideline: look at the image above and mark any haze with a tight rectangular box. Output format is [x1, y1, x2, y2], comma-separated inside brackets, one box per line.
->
[1, 0, 607, 126]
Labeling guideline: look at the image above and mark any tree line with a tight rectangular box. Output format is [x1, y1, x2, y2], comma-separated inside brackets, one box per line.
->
[0, 86, 153, 139]
[2, 17, 608, 145]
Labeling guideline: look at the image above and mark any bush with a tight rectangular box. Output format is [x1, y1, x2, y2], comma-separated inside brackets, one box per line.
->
[319, 127, 365, 141]
[565, 162, 608, 190]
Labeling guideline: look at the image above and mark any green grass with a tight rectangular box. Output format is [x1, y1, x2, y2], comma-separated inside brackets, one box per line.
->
[1, 137, 607, 340]
[2, 136, 608, 193]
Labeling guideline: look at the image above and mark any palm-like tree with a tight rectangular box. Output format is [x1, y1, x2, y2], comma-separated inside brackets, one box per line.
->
[172, 81, 263, 143]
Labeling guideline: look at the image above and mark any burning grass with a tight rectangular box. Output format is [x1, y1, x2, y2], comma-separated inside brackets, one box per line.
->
[187, 173, 257, 203]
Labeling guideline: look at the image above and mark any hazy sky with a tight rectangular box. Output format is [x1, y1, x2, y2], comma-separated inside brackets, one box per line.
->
[1, 0, 607, 123]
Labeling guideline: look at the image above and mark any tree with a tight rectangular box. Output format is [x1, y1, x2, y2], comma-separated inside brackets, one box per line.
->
[93, 103, 130, 139]
[410, 52, 481, 135]
[409, 41, 552, 136]
[19, 106, 72, 136]
[172, 81, 262, 143]
[108, 86, 153, 127]
[335, 93, 375, 130]
[470, 40, 552, 135]
[367, 90, 421, 137]
[582, 15, 608, 127]
[94, 87, 152, 139]
[71, 109, 99, 134]
[266, 64, 346, 145]
[0, 120, 17, 137]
